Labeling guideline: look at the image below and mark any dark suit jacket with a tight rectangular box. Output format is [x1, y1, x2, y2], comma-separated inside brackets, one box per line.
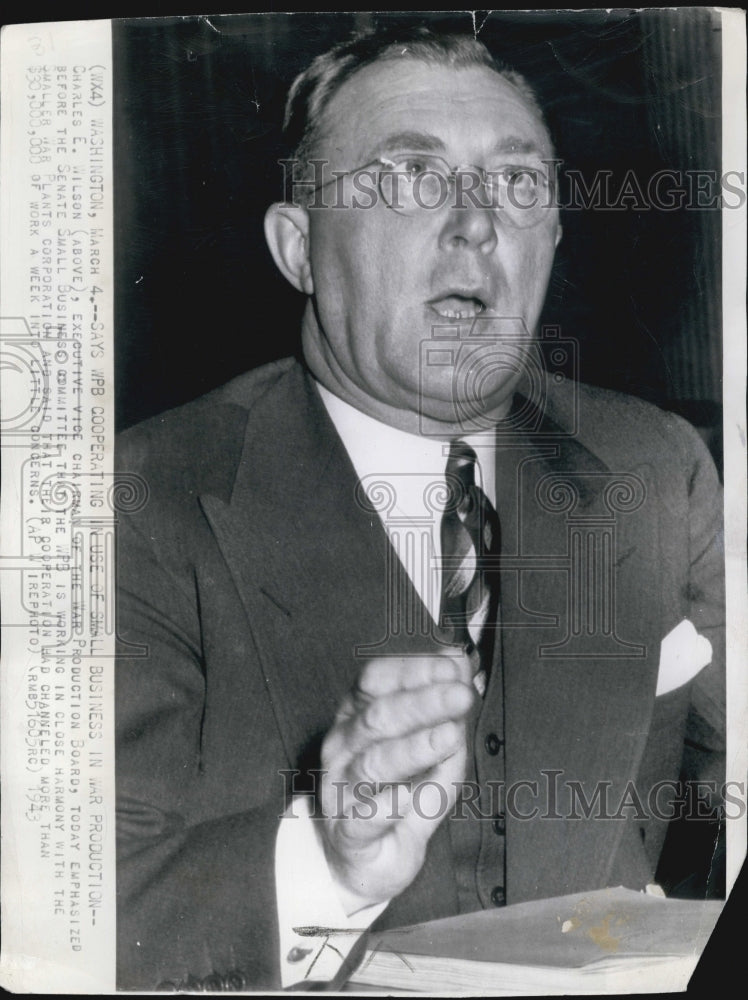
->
[115, 357, 724, 990]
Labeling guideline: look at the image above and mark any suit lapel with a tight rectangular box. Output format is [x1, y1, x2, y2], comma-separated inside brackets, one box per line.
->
[199, 364, 445, 772]
[495, 385, 663, 899]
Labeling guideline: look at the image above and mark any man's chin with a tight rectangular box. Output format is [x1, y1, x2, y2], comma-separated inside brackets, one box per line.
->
[413, 389, 516, 437]
[416, 372, 518, 423]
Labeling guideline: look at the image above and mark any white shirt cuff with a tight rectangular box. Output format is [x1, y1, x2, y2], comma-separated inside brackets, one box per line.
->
[275, 794, 389, 987]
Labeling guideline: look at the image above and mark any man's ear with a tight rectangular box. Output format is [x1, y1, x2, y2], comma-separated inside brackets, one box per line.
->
[264, 203, 314, 295]
[555, 222, 563, 248]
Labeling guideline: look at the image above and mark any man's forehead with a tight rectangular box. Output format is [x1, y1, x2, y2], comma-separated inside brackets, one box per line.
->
[317, 58, 550, 161]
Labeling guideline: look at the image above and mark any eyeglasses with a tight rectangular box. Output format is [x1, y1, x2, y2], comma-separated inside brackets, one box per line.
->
[309, 152, 556, 229]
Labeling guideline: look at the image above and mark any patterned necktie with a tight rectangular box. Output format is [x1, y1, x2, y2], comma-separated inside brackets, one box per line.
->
[439, 441, 501, 695]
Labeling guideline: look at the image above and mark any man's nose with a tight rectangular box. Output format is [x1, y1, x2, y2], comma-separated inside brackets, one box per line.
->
[437, 195, 499, 255]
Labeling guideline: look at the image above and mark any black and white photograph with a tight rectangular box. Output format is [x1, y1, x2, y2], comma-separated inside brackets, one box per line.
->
[0, 9, 746, 995]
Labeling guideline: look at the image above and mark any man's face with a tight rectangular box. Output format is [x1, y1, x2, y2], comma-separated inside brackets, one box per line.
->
[299, 59, 561, 435]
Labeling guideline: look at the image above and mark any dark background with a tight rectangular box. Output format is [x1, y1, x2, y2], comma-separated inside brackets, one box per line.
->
[112, 10, 723, 474]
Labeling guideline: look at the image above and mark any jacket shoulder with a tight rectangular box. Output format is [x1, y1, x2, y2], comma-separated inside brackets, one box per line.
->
[546, 376, 712, 474]
[116, 358, 296, 502]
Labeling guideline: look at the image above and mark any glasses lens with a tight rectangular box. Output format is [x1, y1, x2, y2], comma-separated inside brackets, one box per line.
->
[380, 156, 450, 214]
[487, 167, 551, 228]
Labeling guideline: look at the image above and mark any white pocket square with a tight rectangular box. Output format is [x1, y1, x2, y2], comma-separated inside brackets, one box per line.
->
[656, 619, 712, 696]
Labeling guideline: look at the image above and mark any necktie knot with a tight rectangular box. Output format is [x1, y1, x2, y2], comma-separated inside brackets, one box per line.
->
[445, 441, 478, 519]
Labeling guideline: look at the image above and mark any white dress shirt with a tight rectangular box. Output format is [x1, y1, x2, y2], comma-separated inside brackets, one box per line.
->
[276, 382, 496, 987]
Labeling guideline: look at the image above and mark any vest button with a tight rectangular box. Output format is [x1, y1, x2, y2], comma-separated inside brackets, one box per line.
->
[484, 732, 503, 756]
[492, 814, 506, 836]
[491, 885, 506, 907]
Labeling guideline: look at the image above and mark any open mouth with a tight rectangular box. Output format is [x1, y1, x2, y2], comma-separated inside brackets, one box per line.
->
[428, 294, 487, 320]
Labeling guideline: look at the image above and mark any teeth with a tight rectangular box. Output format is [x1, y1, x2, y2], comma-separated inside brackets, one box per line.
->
[431, 297, 485, 319]
[437, 308, 478, 319]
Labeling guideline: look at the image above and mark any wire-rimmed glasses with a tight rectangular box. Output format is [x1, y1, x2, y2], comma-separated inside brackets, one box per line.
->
[308, 152, 557, 228]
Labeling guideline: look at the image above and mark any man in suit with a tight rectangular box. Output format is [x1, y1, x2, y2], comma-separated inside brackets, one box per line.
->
[115, 26, 725, 991]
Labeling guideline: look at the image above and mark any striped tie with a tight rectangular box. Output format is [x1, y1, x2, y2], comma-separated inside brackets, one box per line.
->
[439, 441, 501, 696]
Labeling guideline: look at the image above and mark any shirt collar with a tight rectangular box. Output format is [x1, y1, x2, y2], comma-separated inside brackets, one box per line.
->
[315, 382, 497, 507]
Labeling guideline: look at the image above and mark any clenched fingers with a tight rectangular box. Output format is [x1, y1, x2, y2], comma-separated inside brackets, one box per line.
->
[346, 718, 464, 786]
[353, 652, 473, 700]
[327, 677, 473, 764]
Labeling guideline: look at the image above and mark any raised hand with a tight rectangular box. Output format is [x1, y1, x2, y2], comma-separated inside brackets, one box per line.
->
[318, 651, 475, 913]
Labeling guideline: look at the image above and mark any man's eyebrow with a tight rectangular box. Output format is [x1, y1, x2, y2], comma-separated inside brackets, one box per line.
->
[369, 131, 446, 157]
[489, 136, 548, 158]
[367, 132, 550, 162]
